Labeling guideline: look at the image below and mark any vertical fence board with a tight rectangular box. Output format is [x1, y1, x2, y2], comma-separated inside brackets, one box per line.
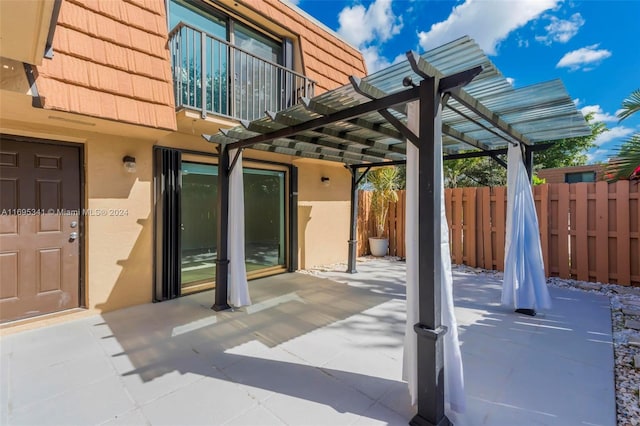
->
[575, 184, 589, 281]
[475, 188, 485, 268]
[388, 196, 397, 256]
[537, 184, 550, 275]
[631, 182, 640, 284]
[452, 189, 464, 264]
[463, 187, 477, 266]
[397, 190, 406, 257]
[481, 187, 493, 270]
[356, 182, 638, 286]
[557, 184, 570, 278]
[494, 187, 506, 271]
[595, 182, 609, 283]
[617, 181, 631, 285]
[446, 189, 453, 258]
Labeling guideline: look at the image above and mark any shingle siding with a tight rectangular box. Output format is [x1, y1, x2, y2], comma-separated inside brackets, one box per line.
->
[36, 0, 176, 130]
[34, 0, 366, 130]
[243, 0, 367, 93]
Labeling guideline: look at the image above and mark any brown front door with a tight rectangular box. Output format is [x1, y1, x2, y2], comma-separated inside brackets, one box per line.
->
[0, 137, 81, 322]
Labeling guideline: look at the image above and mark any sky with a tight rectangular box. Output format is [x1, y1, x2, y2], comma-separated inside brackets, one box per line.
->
[291, 0, 640, 164]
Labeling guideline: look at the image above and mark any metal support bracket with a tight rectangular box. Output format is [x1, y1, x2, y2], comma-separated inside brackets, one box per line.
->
[413, 323, 449, 341]
[349, 76, 420, 146]
[228, 147, 244, 175]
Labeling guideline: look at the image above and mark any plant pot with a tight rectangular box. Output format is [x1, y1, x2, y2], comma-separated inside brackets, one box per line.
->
[369, 237, 389, 257]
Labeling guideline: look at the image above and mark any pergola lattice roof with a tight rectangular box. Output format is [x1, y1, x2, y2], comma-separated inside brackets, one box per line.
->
[206, 36, 590, 165]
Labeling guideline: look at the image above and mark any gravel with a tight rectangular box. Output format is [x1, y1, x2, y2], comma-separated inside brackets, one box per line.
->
[302, 257, 640, 426]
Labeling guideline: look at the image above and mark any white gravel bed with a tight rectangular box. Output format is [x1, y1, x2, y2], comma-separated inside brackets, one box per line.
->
[301, 257, 640, 426]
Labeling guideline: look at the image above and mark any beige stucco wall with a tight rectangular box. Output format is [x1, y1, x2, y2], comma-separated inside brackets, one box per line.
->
[84, 137, 155, 311]
[294, 160, 351, 268]
[1, 98, 354, 316]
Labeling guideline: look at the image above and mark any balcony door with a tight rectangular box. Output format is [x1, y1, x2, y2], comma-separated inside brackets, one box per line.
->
[169, 0, 293, 121]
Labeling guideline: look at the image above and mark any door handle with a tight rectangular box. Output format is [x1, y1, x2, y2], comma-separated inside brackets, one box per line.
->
[69, 232, 78, 241]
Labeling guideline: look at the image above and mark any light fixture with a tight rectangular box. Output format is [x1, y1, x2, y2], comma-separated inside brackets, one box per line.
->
[122, 155, 136, 173]
[321, 176, 330, 186]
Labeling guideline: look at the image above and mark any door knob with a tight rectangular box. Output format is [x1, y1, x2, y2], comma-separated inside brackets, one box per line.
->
[69, 232, 78, 241]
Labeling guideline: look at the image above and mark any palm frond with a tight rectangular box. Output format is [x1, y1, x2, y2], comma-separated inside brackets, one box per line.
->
[617, 89, 640, 122]
[606, 134, 640, 180]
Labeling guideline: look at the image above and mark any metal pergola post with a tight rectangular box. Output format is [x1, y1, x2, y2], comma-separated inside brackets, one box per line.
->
[524, 144, 534, 181]
[412, 77, 450, 426]
[212, 143, 231, 311]
[347, 168, 359, 274]
[346, 166, 373, 273]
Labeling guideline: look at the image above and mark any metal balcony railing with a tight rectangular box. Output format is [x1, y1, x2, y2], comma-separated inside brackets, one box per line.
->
[169, 22, 316, 122]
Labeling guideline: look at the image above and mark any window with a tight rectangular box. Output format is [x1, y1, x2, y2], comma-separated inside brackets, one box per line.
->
[565, 171, 596, 183]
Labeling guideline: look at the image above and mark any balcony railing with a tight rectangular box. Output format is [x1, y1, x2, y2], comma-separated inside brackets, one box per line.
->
[169, 22, 316, 122]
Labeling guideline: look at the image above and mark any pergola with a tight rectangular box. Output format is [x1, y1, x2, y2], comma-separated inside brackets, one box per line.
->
[204, 36, 590, 425]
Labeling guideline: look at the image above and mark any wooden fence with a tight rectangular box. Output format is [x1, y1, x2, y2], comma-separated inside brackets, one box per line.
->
[357, 181, 640, 286]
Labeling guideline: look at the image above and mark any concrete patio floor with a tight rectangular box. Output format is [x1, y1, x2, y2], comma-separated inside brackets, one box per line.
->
[0, 259, 615, 426]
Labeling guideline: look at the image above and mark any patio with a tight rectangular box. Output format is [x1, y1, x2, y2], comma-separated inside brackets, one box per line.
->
[0, 259, 615, 425]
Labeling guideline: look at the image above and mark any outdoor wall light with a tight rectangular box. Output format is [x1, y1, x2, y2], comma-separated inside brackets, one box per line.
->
[321, 176, 330, 186]
[122, 155, 137, 173]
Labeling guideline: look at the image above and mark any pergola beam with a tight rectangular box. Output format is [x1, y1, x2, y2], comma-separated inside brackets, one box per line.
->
[224, 126, 390, 162]
[407, 51, 531, 146]
[226, 86, 421, 151]
[350, 72, 496, 160]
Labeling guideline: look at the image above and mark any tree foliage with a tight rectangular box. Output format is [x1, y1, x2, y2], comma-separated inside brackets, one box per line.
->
[606, 89, 640, 181]
[367, 166, 400, 237]
[442, 113, 607, 188]
[532, 113, 606, 169]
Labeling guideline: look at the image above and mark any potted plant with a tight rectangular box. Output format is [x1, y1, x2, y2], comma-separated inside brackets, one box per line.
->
[367, 166, 399, 256]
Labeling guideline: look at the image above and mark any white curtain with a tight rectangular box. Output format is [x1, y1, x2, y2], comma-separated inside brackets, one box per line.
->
[227, 148, 251, 308]
[501, 144, 551, 310]
[403, 101, 465, 416]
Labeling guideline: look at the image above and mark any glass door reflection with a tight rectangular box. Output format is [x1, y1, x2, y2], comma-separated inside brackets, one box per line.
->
[243, 168, 286, 274]
[180, 161, 287, 292]
[181, 162, 217, 290]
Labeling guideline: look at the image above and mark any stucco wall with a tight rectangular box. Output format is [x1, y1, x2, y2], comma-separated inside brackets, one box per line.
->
[84, 137, 155, 311]
[295, 160, 351, 268]
[1, 93, 355, 319]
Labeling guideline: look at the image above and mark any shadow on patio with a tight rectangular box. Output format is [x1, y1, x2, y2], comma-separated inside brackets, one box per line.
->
[89, 269, 413, 424]
[1, 259, 616, 425]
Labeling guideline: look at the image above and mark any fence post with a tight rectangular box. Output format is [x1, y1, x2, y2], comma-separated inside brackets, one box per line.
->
[616, 181, 631, 285]
[595, 182, 609, 283]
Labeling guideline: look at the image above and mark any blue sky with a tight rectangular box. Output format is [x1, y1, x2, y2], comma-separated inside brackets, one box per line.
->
[292, 0, 640, 164]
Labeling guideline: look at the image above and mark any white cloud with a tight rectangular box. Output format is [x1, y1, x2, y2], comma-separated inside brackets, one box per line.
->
[337, 0, 403, 73]
[417, 0, 560, 55]
[573, 98, 581, 106]
[535, 13, 584, 44]
[337, 0, 402, 48]
[506, 77, 515, 86]
[556, 44, 612, 71]
[594, 126, 634, 146]
[580, 105, 618, 123]
[586, 148, 608, 164]
[360, 48, 406, 73]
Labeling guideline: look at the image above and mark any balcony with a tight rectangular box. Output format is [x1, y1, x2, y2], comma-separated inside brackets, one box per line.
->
[169, 22, 315, 123]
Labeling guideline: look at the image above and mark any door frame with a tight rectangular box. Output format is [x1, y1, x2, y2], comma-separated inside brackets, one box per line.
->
[152, 145, 297, 301]
[0, 134, 86, 312]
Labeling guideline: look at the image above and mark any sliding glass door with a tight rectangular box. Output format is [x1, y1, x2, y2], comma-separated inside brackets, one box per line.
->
[175, 158, 288, 294]
[244, 168, 286, 274]
[180, 161, 217, 290]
